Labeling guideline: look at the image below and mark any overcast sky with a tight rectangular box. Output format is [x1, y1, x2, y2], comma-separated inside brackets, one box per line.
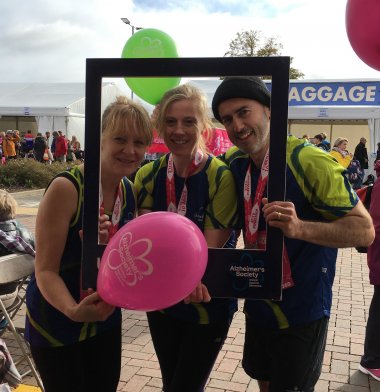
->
[1, 0, 379, 87]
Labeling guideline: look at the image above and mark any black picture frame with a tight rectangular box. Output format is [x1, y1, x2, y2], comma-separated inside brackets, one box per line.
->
[82, 56, 290, 301]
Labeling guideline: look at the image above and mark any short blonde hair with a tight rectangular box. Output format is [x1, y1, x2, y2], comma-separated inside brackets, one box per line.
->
[102, 96, 153, 146]
[333, 137, 348, 148]
[0, 190, 17, 221]
[156, 84, 213, 155]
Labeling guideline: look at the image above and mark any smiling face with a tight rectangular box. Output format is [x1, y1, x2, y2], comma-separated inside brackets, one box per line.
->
[101, 126, 147, 179]
[218, 98, 271, 163]
[100, 97, 153, 182]
[162, 99, 201, 158]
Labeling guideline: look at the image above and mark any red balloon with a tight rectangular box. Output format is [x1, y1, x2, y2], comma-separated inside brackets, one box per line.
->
[346, 0, 380, 71]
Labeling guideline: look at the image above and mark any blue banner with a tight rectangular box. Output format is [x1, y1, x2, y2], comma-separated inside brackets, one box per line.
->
[266, 81, 380, 106]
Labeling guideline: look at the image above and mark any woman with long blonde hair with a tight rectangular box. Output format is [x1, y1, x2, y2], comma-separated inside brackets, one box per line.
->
[135, 83, 239, 391]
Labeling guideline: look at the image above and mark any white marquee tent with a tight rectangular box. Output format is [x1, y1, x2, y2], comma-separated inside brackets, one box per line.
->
[1, 79, 379, 157]
[0, 82, 132, 147]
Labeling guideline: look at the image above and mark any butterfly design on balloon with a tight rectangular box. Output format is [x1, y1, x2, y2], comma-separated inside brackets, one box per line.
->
[106, 231, 154, 287]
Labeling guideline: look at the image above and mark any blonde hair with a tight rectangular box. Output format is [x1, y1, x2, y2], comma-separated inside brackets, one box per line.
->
[156, 84, 213, 154]
[333, 137, 348, 148]
[0, 190, 17, 221]
[102, 96, 153, 146]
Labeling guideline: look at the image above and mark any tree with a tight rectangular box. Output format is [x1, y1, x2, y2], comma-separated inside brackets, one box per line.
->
[224, 30, 304, 80]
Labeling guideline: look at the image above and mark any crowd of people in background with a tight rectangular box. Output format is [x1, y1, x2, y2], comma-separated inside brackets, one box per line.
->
[302, 132, 374, 190]
[0, 130, 84, 164]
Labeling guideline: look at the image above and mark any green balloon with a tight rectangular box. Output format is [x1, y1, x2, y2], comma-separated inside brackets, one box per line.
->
[121, 28, 181, 105]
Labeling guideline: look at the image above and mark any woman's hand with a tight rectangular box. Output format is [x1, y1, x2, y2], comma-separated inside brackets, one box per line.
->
[98, 207, 111, 244]
[78, 208, 111, 244]
[67, 291, 115, 322]
[183, 282, 211, 304]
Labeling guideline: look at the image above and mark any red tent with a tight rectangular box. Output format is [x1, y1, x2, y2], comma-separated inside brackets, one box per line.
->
[206, 128, 233, 156]
[147, 130, 170, 154]
[147, 128, 232, 156]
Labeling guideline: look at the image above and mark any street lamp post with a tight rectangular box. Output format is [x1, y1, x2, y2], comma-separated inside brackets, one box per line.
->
[121, 17, 143, 100]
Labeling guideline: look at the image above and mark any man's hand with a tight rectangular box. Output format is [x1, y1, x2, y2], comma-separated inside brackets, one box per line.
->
[262, 197, 374, 248]
[262, 198, 303, 239]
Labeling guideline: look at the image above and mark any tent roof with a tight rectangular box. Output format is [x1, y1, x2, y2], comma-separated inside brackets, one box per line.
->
[0, 82, 130, 117]
[1, 79, 380, 120]
[0, 82, 88, 108]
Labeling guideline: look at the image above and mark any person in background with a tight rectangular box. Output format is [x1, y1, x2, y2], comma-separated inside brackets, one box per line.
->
[0, 190, 35, 256]
[44, 131, 54, 163]
[53, 131, 68, 162]
[375, 142, 380, 163]
[354, 137, 369, 172]
[2, 131, 20, 161]
[0, 190, 35, 331]
[135, 83, 239, 392]
[211, 76, 374, 392]
[33, 133, 48, 163]
[24, 96, 153, 392]
[359, 159, 380, 381]
[0, 131, 4, 164]
[320, 132, 331, 151]
[313, 134, 329, 151]
[45, 131, 52, 148]
[330, 137, 353, 168]
[69, 135, 81, 153]
[301, 134, 309, 142]
[20, 130, 35, 158]
[24, 130, 35, 151]
[346, 157, 365, 190]
[68, 135, 82, 161]
[50, 131, 57, 158]
[13, 130, 22, 157]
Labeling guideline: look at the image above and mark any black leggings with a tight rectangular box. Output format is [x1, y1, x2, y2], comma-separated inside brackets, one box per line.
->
[361, 285, 380, 368]
[147, 311, 231, 392]
[31, 324, 121, 392]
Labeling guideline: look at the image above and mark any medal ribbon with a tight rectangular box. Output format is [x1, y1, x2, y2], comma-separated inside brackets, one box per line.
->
[99, 183, 123, 239]
[166, 150, 204, 216]
[243, 150, 294, 289]
[244, 150, 269, 246]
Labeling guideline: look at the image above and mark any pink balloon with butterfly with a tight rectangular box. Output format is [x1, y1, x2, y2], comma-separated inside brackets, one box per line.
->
[97, 212, 208, 311]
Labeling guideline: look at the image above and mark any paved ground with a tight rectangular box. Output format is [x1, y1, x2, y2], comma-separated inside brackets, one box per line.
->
[2, 189, 379, 391]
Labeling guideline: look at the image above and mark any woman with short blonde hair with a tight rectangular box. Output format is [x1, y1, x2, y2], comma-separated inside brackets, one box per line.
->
[330, 137, 352, 168]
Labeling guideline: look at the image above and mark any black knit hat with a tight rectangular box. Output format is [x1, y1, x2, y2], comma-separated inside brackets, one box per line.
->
[212, 76, 271, 122]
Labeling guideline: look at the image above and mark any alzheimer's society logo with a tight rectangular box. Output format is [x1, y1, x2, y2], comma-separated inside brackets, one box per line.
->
[132, 37, 164, 57]
[107, 232, 153, 287]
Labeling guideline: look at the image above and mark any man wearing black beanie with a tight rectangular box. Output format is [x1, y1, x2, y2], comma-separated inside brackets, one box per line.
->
[212, 76, 374, 391]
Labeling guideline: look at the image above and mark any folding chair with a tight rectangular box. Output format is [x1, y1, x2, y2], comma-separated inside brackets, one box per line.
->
[0, 253, 44, 391]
